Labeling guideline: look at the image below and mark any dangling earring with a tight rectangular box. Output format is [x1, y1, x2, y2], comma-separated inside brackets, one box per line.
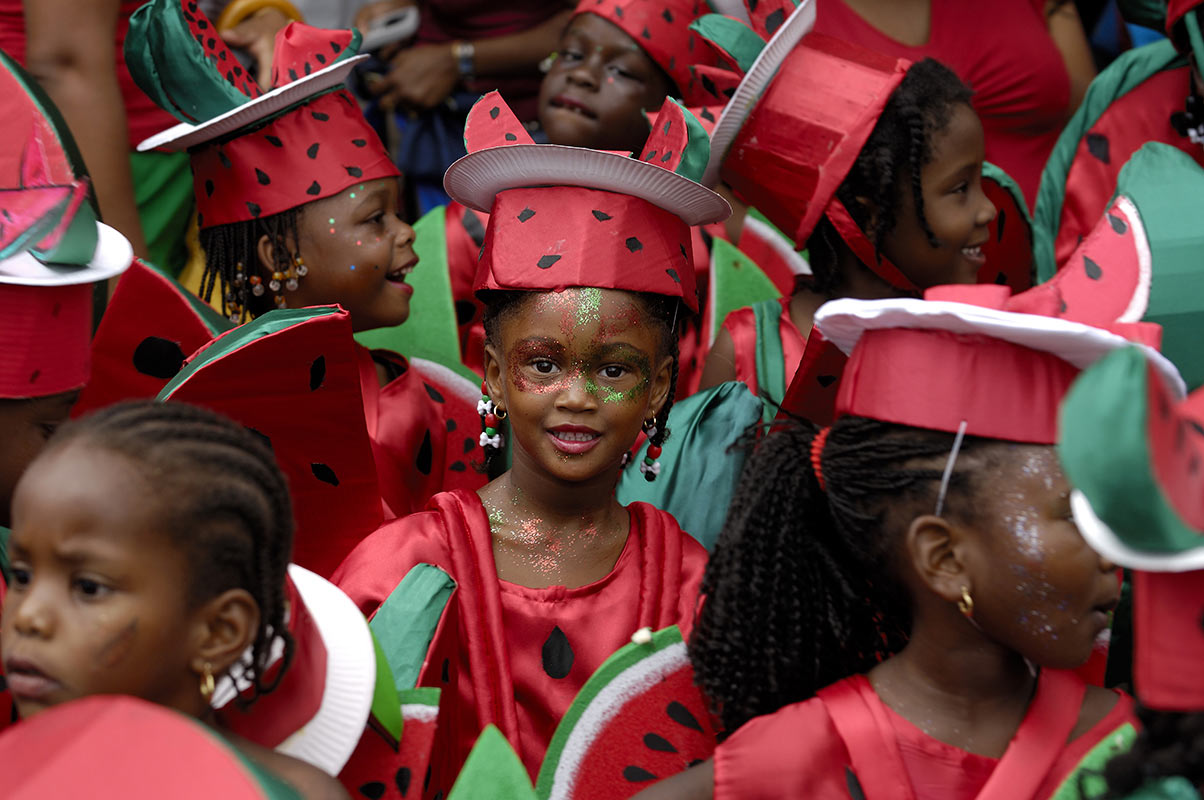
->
[957, 586, 974, 619]
[478, 383, 505, 450]
[639, 418, 662, 482]
[199, 662, 215, 702]
[226, 263, 247, 323]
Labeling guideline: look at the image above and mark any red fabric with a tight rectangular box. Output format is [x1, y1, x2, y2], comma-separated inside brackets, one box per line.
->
[1134, 569, 1204, 711]
[0, 283, 93, 398]
[715, 670, 1136, 800]
[825, 197, 916, 290]
[722, 297, 807, 398]
[332, 489, 707, 786]
[813, 0, 1070, 209]
[0, 0, 178, 148]
[355, 346, 486, 519]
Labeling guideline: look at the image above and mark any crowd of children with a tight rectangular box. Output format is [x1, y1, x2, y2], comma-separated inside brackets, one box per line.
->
[3, 0, 1204, 798]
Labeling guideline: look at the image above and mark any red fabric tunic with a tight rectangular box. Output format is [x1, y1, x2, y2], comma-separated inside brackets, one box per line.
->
[721, 296, 808, 399]
[333, 489, 707, 787]
[813, 0, 1069, 208]
[714, 670, 1137, 800]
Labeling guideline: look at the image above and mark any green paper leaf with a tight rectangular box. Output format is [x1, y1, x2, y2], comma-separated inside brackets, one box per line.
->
[369, 563, 457, 692]
[448, 726, 537, 800]
[690, 14, 766, 75]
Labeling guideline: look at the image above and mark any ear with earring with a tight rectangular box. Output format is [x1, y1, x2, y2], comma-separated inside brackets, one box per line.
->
[199, 661, 215, 703]
[478, 382, 506, 451]
[639, 417, 664, 482]
[957, 585, 974, 619]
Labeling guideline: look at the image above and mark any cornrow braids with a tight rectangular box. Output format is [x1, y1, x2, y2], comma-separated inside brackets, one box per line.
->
[690, 415, 994, 735]
[805, 58, 973, 295]
[49, 400, 296, 708]
[198, 209, 302, 323]
[1102, 707, 1204, 797]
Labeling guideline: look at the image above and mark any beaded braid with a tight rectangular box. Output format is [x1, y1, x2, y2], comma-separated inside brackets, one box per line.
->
[48, 400, 296, 707]
[198, 209, 303, 323]
[690, 415, 996, 735]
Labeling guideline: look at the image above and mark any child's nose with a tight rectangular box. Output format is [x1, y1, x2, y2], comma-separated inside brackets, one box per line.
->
[976, 193, 997, 228]
[11, 587, 56, 638]
[556, 370, 598, 410]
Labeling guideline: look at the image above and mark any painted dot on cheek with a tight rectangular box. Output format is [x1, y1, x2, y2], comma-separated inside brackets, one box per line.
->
[350, 264, 356, 270]
[328, 218, 335, 224]
[356, 240, 362, 246]
[349, 193, 356, 199]
[329, 227, 335, 234]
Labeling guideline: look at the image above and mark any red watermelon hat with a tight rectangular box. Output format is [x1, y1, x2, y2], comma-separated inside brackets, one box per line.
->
[0, 695, 301, 799]
[126, 0, 398, 229]
[812, 283, 1182, 444]
[0, 50, 132, 400]
[445, 92, 729, 312]
[1061, 346, 1204, 710]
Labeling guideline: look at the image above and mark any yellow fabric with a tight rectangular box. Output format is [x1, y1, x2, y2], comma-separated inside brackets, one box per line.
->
[216, 0, 304, 32]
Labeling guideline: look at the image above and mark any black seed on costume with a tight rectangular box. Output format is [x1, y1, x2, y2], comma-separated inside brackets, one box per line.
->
[626, 237, 643, 252]
[1191, 419, 1204, 437]
[817, 375, 837, 387]
[517, 207, 536, 222]
[441, 658, 450, 683]
[307, 181, 322, 195]
[644, 733, 677, 753]
[505, 132, 518, 141]
[198, 17, 208, 29]
[624, 767, 657, 782]
[665, 268, 681, 283]
[1108, 213, 1128, 234]
[310, 356, 326, 390]
[219, 50, 227, 61]
[352, 138, 367, 147]
[667, 701, 702, 731]
[311, 463, 340, 486]
[207, 37, 216, 50]
[304, 62, 312, 75]
[662, 8, 674, 22]
[592, 210, 612, 221]
[542, 626, 574, 679]
[245, 427, 273, 451]
[1060, 299, 1068, 314]
[615, 5, 624, 17]
[247, 201, 261, 217]
[701, 107, 715, 122]
[994, 272, 1008, 285]
[680, 243, 689, 260]
[646, 150, 658, 161]
[395, 767, 412, 797]
[316, 52, 327, 64]
[450, 461, 467, 472]
[312, 111, 330, 121]
[358, 782, 386, 799]
[462, 207, 486, 247]
[307, 142, 320, 159]
[1083, 255, 1103, 280]
[664, 119, 671, 135]
[28, 369, 39, 384]
[749, 0, 759, 10]
[464, 437, 475, 454]
[997, 209, 1006, 241]
[218, 150, 232, 169]
[642, 26, 652, 38]
[661, 150, 672, 163]
[205, 179, 215, 197]
[723, 87, 735, 98]
[289, 68, 299, 81]
[133, 336, 185, 379]
[255, 168, 271, 185]
[424, 383, 445, 403]
[266, 135, 283, 147]
[416, 431, 433, 475]
[1086, 132, 1110, 164]
[537, 254, 562, 269]
[446, 418, 458, 432]
[490, 106, 500, 119]
[346, 166, 363, 177]
[846, 767, 867, 800]
[701, 74, 717, 97]
[332, 41, 342, 54]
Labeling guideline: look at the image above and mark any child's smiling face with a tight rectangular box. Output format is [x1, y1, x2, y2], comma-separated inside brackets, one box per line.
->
[483, 288, 673, 485]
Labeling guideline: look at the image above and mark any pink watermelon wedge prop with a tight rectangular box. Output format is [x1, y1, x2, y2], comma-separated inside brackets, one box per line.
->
[536, 626, 718, 800]
[341, 686, 442, 800]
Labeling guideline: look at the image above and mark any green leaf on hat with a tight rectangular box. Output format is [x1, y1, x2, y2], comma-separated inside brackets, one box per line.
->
[369, 563, 457, 693]
[448, 726, 537, 800]
[639, 98, 712, 184]
[690, 13, 766, 75]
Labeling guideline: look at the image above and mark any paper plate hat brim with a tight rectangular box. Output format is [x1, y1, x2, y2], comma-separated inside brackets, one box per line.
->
[701, 0, 816, 187]
[444, 143, 730, 227]
[138, 55, 367, 152]
[0, 222, 132, 286]
[1071, 491, 1204, 571]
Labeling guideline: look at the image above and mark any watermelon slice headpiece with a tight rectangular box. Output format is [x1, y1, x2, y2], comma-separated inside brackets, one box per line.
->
[0, 50, 132, 398]
[445, 92, 729, 312]
[1061, 346, 1204, 710]
[127, 0, 398, 228]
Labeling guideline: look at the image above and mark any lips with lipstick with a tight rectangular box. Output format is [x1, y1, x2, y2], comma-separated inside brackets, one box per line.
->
[548, 95, 597, 120]
[4, 656, 62, 703]
[548, 424, 602, 455]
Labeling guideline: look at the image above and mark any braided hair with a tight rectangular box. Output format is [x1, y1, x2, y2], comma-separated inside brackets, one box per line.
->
[48, 400, 295, 707]
[1101, 709, 1204, 795]
[199, 209, 302, 323]
[805, 58, 973, 295]
[690, 415, 997, 735]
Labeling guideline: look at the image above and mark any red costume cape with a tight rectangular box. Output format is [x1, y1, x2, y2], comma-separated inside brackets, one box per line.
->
[333, 489, 707, 793]
[714, 670, 1136, 800]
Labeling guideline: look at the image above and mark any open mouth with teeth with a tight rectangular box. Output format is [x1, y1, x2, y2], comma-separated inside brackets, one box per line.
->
[385, 259, 417, 284]
[960, 245, 985, 266]
[553, 431, 599, 442]
[549, 96, 597, 119]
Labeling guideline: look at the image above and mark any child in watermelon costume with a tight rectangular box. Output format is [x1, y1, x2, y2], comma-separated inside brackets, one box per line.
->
[333, 93, 726, 795]
[1060, 347, 1204, 799]
[639, 284, 1183, 800]
[123, 0, 485, 519]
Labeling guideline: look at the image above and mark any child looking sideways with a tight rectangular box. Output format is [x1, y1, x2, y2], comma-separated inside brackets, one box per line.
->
[635, 285, 1182, 799]
[334, 93, 727, 791]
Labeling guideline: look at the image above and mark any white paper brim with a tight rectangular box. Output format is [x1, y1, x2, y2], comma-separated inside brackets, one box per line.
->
[701, 0, 817, 188]
[444, 144, 731, 227]
[814, 295, 1187, 400]
[0, 222, 132, 286]
[1072, 490, 1204, 572]
[137, 55, 367, 152]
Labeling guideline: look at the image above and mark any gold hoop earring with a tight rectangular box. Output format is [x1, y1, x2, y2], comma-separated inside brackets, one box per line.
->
[494, 406, 507, 420]
[199, 662, 215, 702]
[957, 586, 974, 619]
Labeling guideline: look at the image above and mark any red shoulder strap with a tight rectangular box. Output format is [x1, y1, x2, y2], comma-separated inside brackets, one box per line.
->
[817, 676, 918, 800]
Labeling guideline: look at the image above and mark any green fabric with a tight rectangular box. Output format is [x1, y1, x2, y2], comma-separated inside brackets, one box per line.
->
[157, 306, 340, 399]
[221, 734, 305, 799]
[368, 632, 403, 741]
[355, 205, 479, 384]
[708, 235, 781, 343]
[1114, 142, 1204, 390]
[1118, 0, 1167, 30]
[673, 98, 712, 184]
[0, 525, 10, 586]
[448, 725, 537, 800]
[1059, 347, 1200, 555]
[1048, 722, 1136, 800]
[690, 14, 766, 74]
[982, 161, 1032, 230]
[1033, 39, 1186, 281]
[369, 563, 457, 692]
[617, 381, 762, 551]
[751, 297, 787, 424]
[1124, 778, 1202, 800]
[130, 150, 194, 277]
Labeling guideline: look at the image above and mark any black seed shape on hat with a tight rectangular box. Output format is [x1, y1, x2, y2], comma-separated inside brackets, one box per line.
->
[312, 111, 330, 121]
[255, 168, 271, 185]
[680, 243, 688, 260]
[28, 369, 39, 384]
[307, 143, 320, 159]
[645, 733, 677, 753]
[218, 150, 232, 169]
[661, 150, 672, 163]
[664, 119, 672, 135]
[504, 132, 518, 141]
[332, 41, 342, 54]
[1059, 299, 1068, 314]
[817, 374, 837, 387]
[450, 461, 467, 472]
[247, 201, 262, 217]
[996, 208, 1006, 241]
[245, 426, 273, 451]
[395, 767, 412, 797]
[309, 356, 326, 390]
[304, 61, 312, 76]
[346, 166, 363, 177]
[701, 74, 717, 97]
[592, 210, 612, 221]
[662, 8, 674, 22]
[723, 87, 735, 98]
[624, 767, 657, 782]
[232, 65, 241, 77]
[289, 68, 299, 81]
[490, 106, 500, 119]
[197, 17, 208, 29]
[446, 417, 458, 432]
[1083, 255, 1102, 280]
[765, 8, 786, 34]
[184, 9, 195, 21]
[1086, 132, 1110, 164]
[226, 70, 235, 83]
[517, 207, 536, 222]
[464, 437, 476, 454]
[538, 254, 562, 269]
[219, 50, 227, 61]
[132, 337, 185, 379]
[1108, 213, 1127, 234]
[701, 107, 715, 122]
[311, 463, 339, 486]
[424, 383, 445, 403]
[614, 5, 624, 17]
[416, 431, 433, 475]
[846, 767, 867, 800]
[642, 26, 652, 39]
[994, 272, 1008, 285]
[645, 150, 658, 161]
[307, 181, 322, 195]
[266, 135, 283, 147]
[352, 138, 367, 147]
[359, 782, 386, 799]
[316, 52, 328, 65]
[204, 179, 215, 197]
[748, 0, 759, 11]
[542, 625, 574, 678]
[207, 37, 216, 50]
[665, 268, 680, 283]
[626, 237, 643, 252]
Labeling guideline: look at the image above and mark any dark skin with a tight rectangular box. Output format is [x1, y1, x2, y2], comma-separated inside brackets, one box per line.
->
[633, 445, 1121, 799]
[0, 391, 78, 528]
[537, 13, 674, 152]
[480, 289, 673, 590]
[699, 102, 995, 390]
[2, 441, 346, 799]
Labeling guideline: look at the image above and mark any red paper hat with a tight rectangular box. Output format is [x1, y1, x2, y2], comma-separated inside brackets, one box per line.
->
[0, 695, 300, 798]
[1060, 347, 1203, 709]
[814, 284, 1181, 444]
[445, 92, 729, 312]
[128, 2, 398, 228]
[576, 0, 722, 106]
[157, 306, 384, 577]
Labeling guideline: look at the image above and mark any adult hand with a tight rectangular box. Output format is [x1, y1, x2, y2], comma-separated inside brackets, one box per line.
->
[375, 43, 459, 111]
[220, 7, 291, 90]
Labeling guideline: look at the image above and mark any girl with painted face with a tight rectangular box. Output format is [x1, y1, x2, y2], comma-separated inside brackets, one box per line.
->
[633, 285, 1183, 800]
[333, 93, 727, 794]
[122, 0, 485, 519]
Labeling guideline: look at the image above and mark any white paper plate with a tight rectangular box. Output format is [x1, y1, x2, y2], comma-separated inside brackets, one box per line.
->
[0, 222, 132, 286]
[1072, 490, 1204, 572]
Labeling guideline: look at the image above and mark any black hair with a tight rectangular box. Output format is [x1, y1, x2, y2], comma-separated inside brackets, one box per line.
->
[804, 58, 973, 295]
[480, 289, 681, 475]
[48, 400, 295, 707]
[198, 208, 302, 323]
[690, 416, 999, 735]
[1101, 708, 1204, 796]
